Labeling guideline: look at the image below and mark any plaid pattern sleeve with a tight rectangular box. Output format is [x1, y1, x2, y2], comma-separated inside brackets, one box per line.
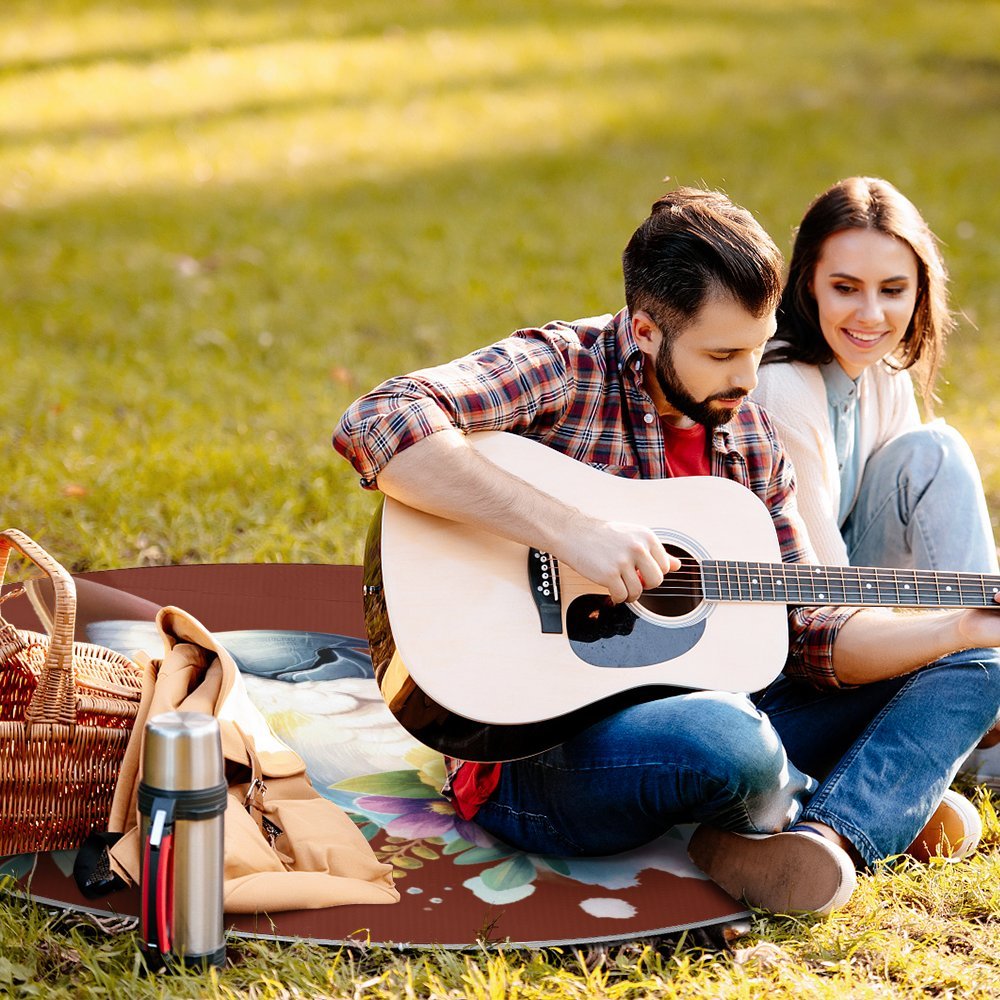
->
[332, 330, 583, 487]
[721, 402, 860, 689]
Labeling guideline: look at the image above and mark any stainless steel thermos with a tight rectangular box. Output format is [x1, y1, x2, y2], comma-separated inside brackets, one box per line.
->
[139, 711, 227, 970]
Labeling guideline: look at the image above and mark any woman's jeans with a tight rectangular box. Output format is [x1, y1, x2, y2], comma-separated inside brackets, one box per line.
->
[842, 423, 999, 574]
[841, 422, 1000, 781]
[476, 649, 1000, 868]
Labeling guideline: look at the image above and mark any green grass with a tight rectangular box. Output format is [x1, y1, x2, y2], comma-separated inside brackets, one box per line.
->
[3, 0, 1000, 995]
[4, 0, 1000, 569]
[4, 794, 1000, 997]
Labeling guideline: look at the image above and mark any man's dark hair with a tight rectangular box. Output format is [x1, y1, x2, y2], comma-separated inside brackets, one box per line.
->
[622, 187, 783, 340]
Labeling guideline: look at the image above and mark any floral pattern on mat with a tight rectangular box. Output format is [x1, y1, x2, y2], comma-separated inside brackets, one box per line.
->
[242, 672, 709, 910]
[72, 621, 720, 920]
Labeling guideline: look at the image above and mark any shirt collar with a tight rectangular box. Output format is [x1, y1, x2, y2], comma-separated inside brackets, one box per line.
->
[616, 308, 645, 379]
[820, 359, 860, 406]
[711, 423, 734, 455]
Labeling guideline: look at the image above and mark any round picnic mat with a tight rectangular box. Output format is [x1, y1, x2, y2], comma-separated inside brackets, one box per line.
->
[0, 563, 747, 948]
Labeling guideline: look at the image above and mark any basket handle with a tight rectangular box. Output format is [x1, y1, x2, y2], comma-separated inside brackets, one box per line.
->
[0, 528, 78, 728]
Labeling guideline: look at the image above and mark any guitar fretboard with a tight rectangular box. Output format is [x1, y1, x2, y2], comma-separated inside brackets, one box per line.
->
[701, 561, 1000, 609]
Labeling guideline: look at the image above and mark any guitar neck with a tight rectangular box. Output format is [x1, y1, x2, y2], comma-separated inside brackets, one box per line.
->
[702, 561, 1000, 609]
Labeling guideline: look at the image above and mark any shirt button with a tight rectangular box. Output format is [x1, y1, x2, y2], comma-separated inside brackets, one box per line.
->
[643, 413, 655, 424]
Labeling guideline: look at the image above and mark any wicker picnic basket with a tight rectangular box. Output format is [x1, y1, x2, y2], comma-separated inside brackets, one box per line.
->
[0, 528, 144, 856]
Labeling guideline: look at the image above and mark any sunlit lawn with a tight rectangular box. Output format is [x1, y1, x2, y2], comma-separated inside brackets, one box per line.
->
[3, 0, 1000, 995]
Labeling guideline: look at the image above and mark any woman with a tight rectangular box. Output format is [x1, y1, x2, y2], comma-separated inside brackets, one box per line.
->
[753, 176, 1000, 851]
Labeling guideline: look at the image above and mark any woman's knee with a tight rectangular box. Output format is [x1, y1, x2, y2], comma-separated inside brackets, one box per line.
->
[875, 422, 979, 487]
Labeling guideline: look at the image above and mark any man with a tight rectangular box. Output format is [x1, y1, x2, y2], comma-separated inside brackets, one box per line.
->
[333, 188, 1000, 915]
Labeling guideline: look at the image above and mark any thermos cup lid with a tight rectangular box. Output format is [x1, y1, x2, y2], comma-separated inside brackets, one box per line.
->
[142, 711, 225, 791]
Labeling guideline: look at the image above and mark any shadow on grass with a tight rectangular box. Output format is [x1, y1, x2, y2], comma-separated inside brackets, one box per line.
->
[3, 0, 1000, 565]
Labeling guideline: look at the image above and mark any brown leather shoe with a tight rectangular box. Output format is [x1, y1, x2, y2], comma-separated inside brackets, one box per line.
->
[688, 826, 857, 915]
[907, 790, 982, 862]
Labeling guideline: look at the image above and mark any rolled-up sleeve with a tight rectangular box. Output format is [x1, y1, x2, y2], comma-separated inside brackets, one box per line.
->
[333, 332, 574, 488]
[785, 605, 858, 688]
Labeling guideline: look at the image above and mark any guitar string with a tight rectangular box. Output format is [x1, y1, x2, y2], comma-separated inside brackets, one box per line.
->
[640, 571, 1000, 590]
[625, 567, 1000, 584]
[564, 563, 1000, 604]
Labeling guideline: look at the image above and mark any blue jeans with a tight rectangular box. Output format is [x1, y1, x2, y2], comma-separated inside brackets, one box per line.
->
[476, 655, 1000, 869]
[475, 691, 815, 857]
[756, 647, 1000, 865]
[842, 423, 999, 574]
[840, 423, 1000, 783]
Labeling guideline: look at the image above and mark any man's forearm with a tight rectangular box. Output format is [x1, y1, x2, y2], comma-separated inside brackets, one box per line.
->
[375, 429, 676, 604]
[376, 428, 578, 554]
[832, 607, 987, 684]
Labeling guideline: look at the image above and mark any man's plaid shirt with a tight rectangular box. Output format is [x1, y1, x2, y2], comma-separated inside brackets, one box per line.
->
[334, 309, 859, 812]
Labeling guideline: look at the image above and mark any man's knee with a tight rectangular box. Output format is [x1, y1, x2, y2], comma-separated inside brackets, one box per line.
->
[667, 691, 789, 791]
[919, 649, 1000, 732]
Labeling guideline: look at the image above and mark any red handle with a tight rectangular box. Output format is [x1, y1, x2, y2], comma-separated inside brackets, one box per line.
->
[156, 833, 174, 955]
[140, 800, 176, 963]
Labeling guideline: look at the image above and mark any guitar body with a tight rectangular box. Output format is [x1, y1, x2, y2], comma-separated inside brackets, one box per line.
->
[364, 432, 789, 761]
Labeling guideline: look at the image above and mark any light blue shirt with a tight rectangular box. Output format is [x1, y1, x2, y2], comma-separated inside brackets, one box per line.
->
[820, 360, 864, 527]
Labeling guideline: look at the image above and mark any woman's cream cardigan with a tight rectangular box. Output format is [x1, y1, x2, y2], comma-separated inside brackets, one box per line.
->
[752, 358, 921, 566]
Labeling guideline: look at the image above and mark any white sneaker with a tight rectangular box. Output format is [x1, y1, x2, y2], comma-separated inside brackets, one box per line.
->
[687, 826, 857, 915]
[906, 789, 982, 862]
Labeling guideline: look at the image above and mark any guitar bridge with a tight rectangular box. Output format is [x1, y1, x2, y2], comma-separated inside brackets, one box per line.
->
[528, 549, 563, 633]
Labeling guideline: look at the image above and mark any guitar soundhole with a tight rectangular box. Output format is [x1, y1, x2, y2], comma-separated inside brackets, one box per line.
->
[636, 543, 703, 618]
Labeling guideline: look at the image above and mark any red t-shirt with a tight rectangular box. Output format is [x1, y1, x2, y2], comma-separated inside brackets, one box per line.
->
[660, 419, 710, 477]
[448, 420, 710, 820]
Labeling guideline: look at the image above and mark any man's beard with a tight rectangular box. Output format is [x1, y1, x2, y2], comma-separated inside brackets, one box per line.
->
[654, 339, 748, 429]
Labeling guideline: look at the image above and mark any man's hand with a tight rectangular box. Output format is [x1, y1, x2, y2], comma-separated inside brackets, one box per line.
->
[952, 590, 1000, 649]
[555, 515, 681, 604]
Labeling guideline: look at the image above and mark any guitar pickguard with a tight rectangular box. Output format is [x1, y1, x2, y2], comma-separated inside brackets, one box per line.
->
[566, 593, 706, 667]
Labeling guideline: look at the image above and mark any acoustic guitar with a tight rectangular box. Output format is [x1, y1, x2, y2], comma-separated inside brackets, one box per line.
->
[362, 431, 1000, 761]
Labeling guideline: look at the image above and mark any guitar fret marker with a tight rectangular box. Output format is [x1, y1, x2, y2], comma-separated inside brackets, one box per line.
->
[695, 563, 1000, 610]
